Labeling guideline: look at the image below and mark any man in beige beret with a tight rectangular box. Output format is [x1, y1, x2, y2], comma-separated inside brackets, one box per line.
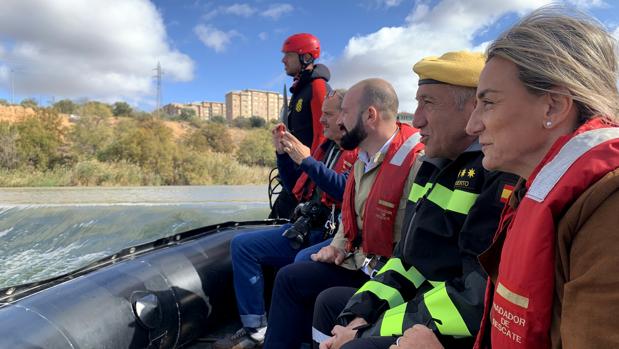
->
[312, 51, 519, 349]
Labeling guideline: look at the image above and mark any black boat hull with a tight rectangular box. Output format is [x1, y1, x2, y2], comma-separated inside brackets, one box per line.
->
[0, 221, 285, 348]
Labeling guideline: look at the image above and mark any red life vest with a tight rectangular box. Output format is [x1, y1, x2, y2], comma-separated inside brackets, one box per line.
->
[474, 118, 619, 349]
[292, 141, 358, 208]
[342, 123, 424, 257]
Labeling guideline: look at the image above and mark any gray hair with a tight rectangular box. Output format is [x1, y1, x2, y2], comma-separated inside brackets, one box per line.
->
[487, 5, 619, 123]
[448, 85, 476, 111]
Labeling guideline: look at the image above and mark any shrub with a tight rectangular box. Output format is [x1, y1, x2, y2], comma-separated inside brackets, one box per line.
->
[249, 116, 266, 128]
[210, 115, 227, 124]
[232, 117, 251, 129]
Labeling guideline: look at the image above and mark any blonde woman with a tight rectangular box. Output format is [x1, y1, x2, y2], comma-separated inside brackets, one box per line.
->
[466, 5, 619, 349]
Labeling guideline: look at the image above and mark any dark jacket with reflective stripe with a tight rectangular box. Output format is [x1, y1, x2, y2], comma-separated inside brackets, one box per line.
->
[337, 144, 519, 344]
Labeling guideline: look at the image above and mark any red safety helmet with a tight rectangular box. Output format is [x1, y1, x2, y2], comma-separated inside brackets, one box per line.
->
[282, 33, 320, 60]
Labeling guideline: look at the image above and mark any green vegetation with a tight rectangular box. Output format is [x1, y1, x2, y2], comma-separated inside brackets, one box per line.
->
[0, 103, 275, 187]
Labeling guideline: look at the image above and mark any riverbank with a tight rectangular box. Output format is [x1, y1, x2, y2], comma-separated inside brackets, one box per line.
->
[0, 158, 271, 187]
[0, 105, 276, 186]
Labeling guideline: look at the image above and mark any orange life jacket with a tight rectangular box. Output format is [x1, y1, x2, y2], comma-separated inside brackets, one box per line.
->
[342, 123, 424, 257]
[475, 118, 619, 348]
[292, 141, 357, 208]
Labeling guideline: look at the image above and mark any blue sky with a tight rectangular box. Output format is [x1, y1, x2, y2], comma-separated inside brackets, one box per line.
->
[0, 0, 617, 112]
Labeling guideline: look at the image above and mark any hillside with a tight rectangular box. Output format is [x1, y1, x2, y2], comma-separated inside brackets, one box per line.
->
[0, 105, 254, 143]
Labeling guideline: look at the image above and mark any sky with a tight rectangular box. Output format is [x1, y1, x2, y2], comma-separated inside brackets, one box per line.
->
[0, 0, 617, 112]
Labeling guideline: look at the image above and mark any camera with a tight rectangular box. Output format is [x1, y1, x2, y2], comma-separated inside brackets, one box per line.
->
[282, 202, 327, 249]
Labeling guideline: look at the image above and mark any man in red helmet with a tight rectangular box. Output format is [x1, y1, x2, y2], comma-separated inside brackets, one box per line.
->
[270, 33, 332, 219]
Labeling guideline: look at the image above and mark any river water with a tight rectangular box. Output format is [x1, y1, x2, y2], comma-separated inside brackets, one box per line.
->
[0, 185, 270, 289]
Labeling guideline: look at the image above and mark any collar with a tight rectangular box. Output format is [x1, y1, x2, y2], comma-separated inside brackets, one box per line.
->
[358, 129, 399, 173]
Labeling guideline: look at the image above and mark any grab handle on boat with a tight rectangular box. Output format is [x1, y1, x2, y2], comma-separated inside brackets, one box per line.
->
[132, 292, 162, 329]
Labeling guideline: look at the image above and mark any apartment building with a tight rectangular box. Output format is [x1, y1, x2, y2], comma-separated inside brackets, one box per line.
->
[162, 101, 226, 120]
[225, 89, 284, 122]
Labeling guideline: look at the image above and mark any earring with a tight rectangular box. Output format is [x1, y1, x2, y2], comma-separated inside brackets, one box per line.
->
[545, 120, 552, 128]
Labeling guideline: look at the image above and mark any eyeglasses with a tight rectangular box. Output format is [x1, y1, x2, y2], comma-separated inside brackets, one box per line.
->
[326, 89, 342, 100]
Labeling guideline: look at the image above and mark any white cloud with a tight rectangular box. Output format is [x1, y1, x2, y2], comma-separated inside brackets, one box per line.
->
[382, 0, 404, 7]
[222, 3, 256, 17]
[0, 0, 194, 104]
[258, 32, 269, 41]
[261, 4, 293, 20]
[566, 0, 607, 8]
[329, 0, 551, 112]
[194, 25, 241, 53]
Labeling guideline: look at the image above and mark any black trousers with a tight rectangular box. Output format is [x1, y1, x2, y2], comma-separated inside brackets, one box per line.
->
[262, 261, 369, 349]
[312, 286, 474, 349]
[312, 287, 396, 349]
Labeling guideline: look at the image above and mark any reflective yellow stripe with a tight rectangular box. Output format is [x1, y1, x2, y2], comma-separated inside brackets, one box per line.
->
[423, 282, 471, 336]
[355, 280, 404, 308]
[427, 184, 478, 215]
[379, 302, 407, 336]
[376, 258, 426, 288]
[448, 190, 478, 214]
[408, 182, 432, 202]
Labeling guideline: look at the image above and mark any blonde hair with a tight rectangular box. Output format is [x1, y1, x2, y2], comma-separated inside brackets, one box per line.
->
[487, 5, 619, 122]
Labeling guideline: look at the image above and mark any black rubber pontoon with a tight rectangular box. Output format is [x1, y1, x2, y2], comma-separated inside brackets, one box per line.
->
[0, 220, 286, 349]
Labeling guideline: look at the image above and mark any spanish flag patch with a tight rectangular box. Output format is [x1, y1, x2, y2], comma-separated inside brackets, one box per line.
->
[500, 184, 514, 204]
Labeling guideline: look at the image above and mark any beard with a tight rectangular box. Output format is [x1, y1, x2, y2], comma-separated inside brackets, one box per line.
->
[339, 115, 367, 150]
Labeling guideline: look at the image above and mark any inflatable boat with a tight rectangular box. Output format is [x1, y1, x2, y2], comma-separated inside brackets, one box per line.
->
[0, 219, 287, 348]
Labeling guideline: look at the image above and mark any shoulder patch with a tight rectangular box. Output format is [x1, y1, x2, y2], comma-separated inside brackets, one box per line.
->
[295, 98, 303, 112]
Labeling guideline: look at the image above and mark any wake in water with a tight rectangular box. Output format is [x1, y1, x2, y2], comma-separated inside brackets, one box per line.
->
[0, 186, 270, 289]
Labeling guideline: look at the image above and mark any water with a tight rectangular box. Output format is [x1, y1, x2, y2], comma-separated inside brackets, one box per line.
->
[0, 185, 270, 289]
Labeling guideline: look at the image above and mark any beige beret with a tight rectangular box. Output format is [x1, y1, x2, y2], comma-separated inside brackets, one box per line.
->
[413, 51, 485, 87]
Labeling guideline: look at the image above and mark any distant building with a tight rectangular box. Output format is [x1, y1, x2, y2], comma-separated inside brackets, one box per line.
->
[161, 101, 226, 120]
[397, 112, 414, 124]
[225, 89, 284, 122]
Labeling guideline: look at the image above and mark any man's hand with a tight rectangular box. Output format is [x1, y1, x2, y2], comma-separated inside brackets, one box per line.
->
[389, 325, 444, 349]
[271, 123, 286, 154]
[281, 132, 310, 165]
[311, 246, 347, 265]
[319, 318, 367, 349]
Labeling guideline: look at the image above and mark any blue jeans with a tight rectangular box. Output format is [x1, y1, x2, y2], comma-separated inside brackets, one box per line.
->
[230, 223, 332, 328]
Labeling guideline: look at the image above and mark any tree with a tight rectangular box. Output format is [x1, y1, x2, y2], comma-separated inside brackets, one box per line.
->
[68, 113, 113, 159]
[0, 99, 9, 106]
[53, 99, 78, 114]
[249, 116, 266, 128]
[0, 122, 20, 169]
[20, 98, 38, 109]
[236, 129, 275, 167]
[112, 101, 132, 116]
[99, 118, 177, 183]
[81, 101, 113, 118]
[15, 109, 65, 169]
[179, 108, 197, 121]
[185, 122, 233, 154]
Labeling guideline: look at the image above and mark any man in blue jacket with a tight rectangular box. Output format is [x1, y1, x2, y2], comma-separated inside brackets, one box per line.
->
[214, 89, 356, 349]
